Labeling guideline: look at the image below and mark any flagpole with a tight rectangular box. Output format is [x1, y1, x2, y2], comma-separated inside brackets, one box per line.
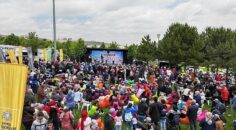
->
[53, 0, 57, 61]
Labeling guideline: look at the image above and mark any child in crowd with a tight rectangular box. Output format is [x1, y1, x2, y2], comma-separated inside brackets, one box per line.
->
[115, 110, 123, 130]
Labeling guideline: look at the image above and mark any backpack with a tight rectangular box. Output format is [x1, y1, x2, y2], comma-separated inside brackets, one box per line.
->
[161, 109, 167, 117]
[217, 104, 226, 114]
[125, 112, 133, 122]
[169, 113, 180, 127]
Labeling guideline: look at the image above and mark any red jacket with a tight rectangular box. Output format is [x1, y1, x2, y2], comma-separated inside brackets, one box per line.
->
[219, 86, 229, 101]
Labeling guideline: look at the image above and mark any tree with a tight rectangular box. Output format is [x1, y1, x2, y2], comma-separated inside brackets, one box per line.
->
[76, 38, 87, 60]
[201, 27, 236, 69]
[125, 44, 138, 62]
[4, 33, 20, 46]
[99, 43, 106, 49]
[157, 23, 204, 65]
[26, 32, 41, 54]
[108, 41, 120, 49]
[0, 36, 5, 44]
[91, 44, 98, 48]
[136, 35, 157, 63]
[69, 38, 87, 60]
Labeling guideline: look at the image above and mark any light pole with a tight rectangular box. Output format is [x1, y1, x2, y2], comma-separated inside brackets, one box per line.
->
[157, 34, 160, 42]
[157, 34, 160, 47]
[53, 0, 57, 61]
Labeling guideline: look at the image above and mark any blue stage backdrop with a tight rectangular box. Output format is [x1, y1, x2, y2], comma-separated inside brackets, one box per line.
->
[90, 50, 124, 64]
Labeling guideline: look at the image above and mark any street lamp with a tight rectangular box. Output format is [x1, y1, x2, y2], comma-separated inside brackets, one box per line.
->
[53, 0, 57, 61]
[157, 34, 160, 42]
[157, 34, 160, 47]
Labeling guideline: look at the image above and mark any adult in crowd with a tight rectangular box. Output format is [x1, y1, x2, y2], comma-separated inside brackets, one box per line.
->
[77, 110, 92, 130]
[187, 100, 199, 130]
[104, 108, 115, 130]
[60, 107, 75, 130]
[199, 112, 215, 130]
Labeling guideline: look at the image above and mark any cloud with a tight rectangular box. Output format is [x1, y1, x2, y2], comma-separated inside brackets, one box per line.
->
[0, 0, 236, 44]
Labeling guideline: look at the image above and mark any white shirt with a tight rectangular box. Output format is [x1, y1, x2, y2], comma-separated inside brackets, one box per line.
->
[115, 116, 123, 126]
[132, 118, 138, 124]
[183, 88, 190, 96]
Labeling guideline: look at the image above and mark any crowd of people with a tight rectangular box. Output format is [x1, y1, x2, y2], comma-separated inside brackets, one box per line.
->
[22, 60, 236, 130]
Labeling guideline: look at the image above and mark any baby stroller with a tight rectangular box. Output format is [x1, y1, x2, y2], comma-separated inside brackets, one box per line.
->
[167, 111, 180, 130]
[137, 117, 156, 130]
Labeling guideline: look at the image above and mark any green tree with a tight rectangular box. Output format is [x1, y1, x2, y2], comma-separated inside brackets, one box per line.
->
[91, 44, 98, 48]
[125, 44, 138, 62]
[4, 33, 20, 46]
[68, 38, 87, 60]
[136, 35, 157, 63]
[201, 27, 236, 69]
[75, 38, 87, 60]
[99, 43, 106, 49]
[157, 23, 204, 65]
[108, 41, 120, 49]
[26, 32, 41, 54]
[0, 36, 5, 44]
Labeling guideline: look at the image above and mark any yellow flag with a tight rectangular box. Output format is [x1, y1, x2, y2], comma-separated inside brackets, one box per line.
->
[60, 49, 63, 62]
[0, 64, 28, 130]
[43, 48, 47, 62]
[7, 50, 18, 64]
[18, 47, 23, 64]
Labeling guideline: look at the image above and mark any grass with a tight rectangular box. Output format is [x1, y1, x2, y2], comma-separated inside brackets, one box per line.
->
[21, 103, 235, 130]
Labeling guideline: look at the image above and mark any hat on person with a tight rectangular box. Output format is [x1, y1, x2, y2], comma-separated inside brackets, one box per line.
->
[109, 108, 115, 114]
[214, 114, 220, 120]
[91, 119, 98, 125]
[191, 99, 196, 105]
[144, 117, 151, 122]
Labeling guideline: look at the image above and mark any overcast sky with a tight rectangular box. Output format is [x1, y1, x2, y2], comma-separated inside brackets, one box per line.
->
[0, 0, 236, 44]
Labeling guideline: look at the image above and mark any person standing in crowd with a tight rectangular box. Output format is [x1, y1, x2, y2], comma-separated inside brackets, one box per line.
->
[194, 91, 202, 108]
[34, 104, 49, 120]
[49, 100, 60, 130]
[159, 99, 167, 130]
[230, 92, 236, 116]
[22, 101, 35, 130]
[149, 97, 162, 128]
[60, 107, 75, 130]
[114, 110, 123, 130]
[187, 100, 199, 130]
[199, 112, 215, 130]
[137, 98, 148, 122]
[214, 114, 224, 130]
[123, 103, 137, 130]
[217, 84, 229, 106]
[65, 90, 76, 112]
[37, 83, 46, 103]
[104, 108, 115, 130]
[31, 111, 48, 130]
[77, 109, 91, 130]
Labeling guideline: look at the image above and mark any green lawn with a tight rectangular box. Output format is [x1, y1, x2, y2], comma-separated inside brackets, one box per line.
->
[21, 103, 235, 130]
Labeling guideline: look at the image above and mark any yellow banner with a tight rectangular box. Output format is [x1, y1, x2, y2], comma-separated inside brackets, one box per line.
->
[60, 49, 63, 62]
[18, 47, 23, 64]
[7, 50, 18, 64]
[0, 64, 28, 130]
[43, 48, 47, 62]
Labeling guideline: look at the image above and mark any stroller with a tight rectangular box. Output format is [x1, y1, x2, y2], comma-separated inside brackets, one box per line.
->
[137, 117, 156, 130]
[167, 111, 180, 130]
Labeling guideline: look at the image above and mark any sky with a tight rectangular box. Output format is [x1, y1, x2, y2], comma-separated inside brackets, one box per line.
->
[0, 0, 236, 45]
